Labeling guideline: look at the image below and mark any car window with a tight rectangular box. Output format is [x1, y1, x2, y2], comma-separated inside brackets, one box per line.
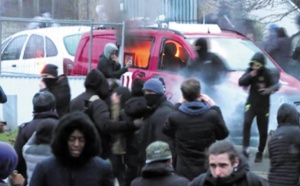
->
[124, 36, 153, 69]
[1, 38, 12, 53]
[1, 35, 27, 60]
[158, 39, 188, 72]
[64, 34, 83, 56]
[23, 34, 44, 59]
[46, 37, 58, 57]
[186, 37, 277, 71]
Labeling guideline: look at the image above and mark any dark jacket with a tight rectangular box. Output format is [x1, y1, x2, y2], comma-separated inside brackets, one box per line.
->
[190, 155, 268, 186]
[0, 86, 7, 103]
[137, 95, 174, 164]
[97, 54, 127, 79]
[29, 156, 113, 186]
[70, 69, 137, 158]
[42, 75, 71, 117]
[238, 67, 277, 109]
[268, 103, 300, 186]
[270, 36, 291, 66]
[163, 102, 229, 180]
[131, 162, 189, 186]
[14, 111, 59, 182]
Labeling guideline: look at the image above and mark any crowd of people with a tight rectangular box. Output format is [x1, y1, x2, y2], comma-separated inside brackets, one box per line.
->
[0, 41, 299, 186]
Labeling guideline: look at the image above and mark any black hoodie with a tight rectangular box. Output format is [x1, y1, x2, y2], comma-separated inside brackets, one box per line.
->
[70, 69, 137, 159]
[268, 103, 300, 186]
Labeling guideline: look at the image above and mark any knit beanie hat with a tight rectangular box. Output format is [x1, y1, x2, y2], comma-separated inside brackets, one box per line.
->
[41, 64, 58, 77]
[0, 142, 18, 179]
[32, 91, 56, 113]
[143, 78, 164, 94]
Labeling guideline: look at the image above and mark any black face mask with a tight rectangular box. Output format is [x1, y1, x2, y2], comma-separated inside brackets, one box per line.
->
[43, 78, 58, 88]
[145, 94, 161, 107]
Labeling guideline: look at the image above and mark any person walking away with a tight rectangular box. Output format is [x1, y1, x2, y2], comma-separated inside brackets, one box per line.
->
[268, 103, 300, 186]
[40, 64, 71, 118]
[190, 140, 269, 186]
[22, 118, 58, 184]
[163, 78, 229, 180]
[29, 111, 114, 186]
[131, 141, 189, 186]
[239, 52, 279, 162]
[14, 91, 58, 184]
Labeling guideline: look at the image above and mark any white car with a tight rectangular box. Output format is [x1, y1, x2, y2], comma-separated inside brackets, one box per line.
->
[0, 26, 91, 75]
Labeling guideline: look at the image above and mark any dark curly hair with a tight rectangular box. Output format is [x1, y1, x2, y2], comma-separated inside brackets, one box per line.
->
[51, 111, 101, 167]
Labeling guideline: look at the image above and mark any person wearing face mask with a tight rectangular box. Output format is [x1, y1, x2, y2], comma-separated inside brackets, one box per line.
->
[136, 78, 174, 174]
[40, 64, 71, 118]
[190, 140, 268, 186]
[239, 52, 279, 163]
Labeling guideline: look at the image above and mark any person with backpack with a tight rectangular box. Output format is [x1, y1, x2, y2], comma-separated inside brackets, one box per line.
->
[190, 140, 269, 186]
[70, 69, 141, 159]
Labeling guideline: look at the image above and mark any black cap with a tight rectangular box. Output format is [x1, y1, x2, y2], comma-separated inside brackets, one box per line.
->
[41, 64, 58, 77]
[32, 91, 56, 113]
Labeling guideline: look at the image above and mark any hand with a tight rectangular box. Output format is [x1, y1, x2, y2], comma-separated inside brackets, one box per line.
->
[250, 70, 257, 77]
[260, 87, 273, 95]
[133, 118, 144, 128]
[111, 93, 120, 104]
[199, 94, 215, 106]
[178, 97, 186, 104]
[111, 54, 119, 63]
[9, 171, 25, 186]
[125, 60, 132, 68]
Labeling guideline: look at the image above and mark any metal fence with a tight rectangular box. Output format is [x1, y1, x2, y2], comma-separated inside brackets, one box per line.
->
[0, 17, 125, 76]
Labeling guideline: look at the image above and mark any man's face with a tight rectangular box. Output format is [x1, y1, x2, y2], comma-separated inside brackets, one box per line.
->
[209, 153, 238, 178]
[68, 130, 85, 157]
[251, 63, 262, 70]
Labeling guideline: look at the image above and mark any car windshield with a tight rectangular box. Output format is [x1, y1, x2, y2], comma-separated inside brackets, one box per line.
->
[186, 37, 277, 71]
[64, 34, 84, 56]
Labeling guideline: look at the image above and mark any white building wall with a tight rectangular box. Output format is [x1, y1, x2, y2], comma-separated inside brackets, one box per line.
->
[0, 75, 85, 129]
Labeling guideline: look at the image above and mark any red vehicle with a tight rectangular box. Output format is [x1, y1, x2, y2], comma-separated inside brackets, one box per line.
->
[72, 23, 300, 139]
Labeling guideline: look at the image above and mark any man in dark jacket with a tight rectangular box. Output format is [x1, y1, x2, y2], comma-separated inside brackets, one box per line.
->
[70, 69, 139, 159]
[163, 78, 229, 180]
[40, 64, 71, 118]
[97, 43, 131, 80]
[187, 38, 227, 87]
[29, 111, 114, 186]
[137, 78, 174, 170]
[239, 52, 279, 162]
[14, 91, 59, 184]
[131, 141, 189, 186]
[268, 103, 300, 186]
[190, 140, 268, 186]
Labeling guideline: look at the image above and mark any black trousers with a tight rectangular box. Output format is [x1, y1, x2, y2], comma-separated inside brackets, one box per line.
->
[242, 104, 269, 153]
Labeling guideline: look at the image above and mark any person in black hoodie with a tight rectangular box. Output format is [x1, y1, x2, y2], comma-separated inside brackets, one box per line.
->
[29, 111, 114, 186]
[163, 78, 229, 180]
[70, 69, 140, 159]
[190, 140, 268, 186]
[187, 38, 227, 87]
[97, 43, 132, 91]
[239, 52, 279, 163]
[268, 103, 300, 186]
[123, 78, 149, 186]
[40, 64, 71, 118]
[0, 85, 7, 104]
[131, 141, 189, 186]
[14, 91, 58, 184]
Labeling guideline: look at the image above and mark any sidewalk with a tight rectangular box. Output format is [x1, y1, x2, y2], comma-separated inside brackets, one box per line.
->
[235, 145, 270, 179]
